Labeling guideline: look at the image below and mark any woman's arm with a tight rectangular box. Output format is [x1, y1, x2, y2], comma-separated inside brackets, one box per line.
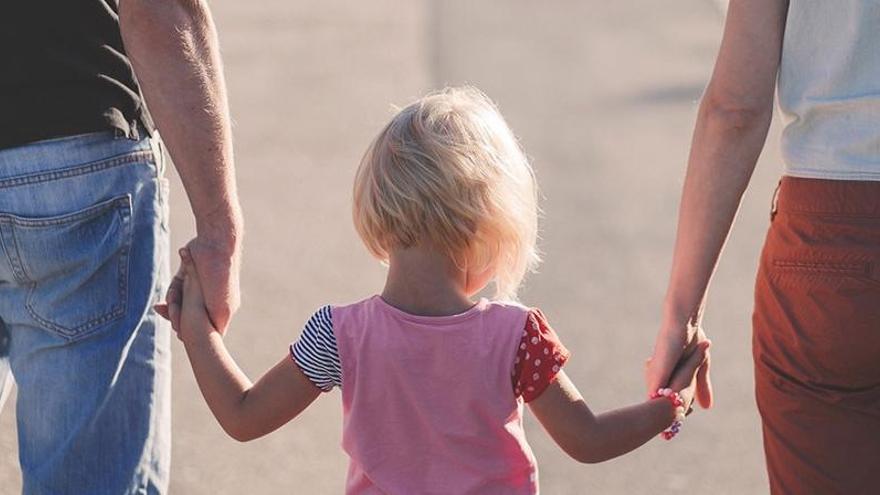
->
[531, 342, 708, 463]
[646, 0, 789, 408]
[178, 250, 321, 442]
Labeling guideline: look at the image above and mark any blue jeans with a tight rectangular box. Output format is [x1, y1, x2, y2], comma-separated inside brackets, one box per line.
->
[0, 130, 171, 494]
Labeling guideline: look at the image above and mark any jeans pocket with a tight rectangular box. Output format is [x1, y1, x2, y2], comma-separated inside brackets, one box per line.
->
[3, 195, 134, 340]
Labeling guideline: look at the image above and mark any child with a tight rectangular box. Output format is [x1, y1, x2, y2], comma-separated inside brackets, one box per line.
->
[173, 87, 709, 494]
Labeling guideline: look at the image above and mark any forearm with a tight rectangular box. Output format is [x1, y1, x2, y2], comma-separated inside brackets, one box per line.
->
[662, 0, 787, 329]
[532, 373, 678, 464]
[581, 400, 675, 463]
[119, 0, 241, 242]
[662, 100, 771, 327]
[182, 332, 254, 439]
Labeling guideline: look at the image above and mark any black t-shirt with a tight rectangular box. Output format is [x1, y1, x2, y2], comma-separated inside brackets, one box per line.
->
[0, 1, 153, 150]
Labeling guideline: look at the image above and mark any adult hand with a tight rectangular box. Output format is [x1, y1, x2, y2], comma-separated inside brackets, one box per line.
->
[155, 234, 240, 335]
[645, 322, 713, 409]
[665, 339, 711, 411]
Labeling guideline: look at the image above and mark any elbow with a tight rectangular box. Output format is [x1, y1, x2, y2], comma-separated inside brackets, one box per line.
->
[560, 437, 609, 465]
[698, 90, 771, 134]
[217, 408, 261, 443]
[121, 0, 208, 15]
[572, 454, 601, 465]
[229, 432, 257, 443]
[222, 423, 260, 443]
[569, 447, 607, 465]
[120, 0, 209, 33]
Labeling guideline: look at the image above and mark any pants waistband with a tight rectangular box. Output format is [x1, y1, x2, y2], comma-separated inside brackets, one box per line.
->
[775, 176, 880, 218]
[0, 126, 156, 183]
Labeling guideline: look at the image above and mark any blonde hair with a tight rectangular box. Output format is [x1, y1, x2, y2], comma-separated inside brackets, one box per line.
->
[353, 86, 540, 300]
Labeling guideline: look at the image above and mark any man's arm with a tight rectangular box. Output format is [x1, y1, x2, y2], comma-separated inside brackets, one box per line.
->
[119, 0, 242, 330]
[646, 0, 789, 407]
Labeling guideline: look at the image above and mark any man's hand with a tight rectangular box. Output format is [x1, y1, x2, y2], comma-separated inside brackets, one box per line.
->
[176, 247, 222, 343]
[645, 322, 713, 409]
[155, 233, 241, 334]
[186, 232, 241, 332]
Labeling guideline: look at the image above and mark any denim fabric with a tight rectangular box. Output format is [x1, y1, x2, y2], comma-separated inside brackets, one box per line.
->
[0, 130, 171, 494]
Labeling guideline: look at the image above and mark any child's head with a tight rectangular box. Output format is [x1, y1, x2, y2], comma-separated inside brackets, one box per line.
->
[353, 86, 539, 300]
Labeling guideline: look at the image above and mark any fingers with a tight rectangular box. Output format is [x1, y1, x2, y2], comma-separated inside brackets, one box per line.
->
[179, 247, 196, 274]
[691, 325, 713, 408]
[668, 340, 711, 392]
[153, 303, 170, 320]
[157, 242, 229, 336]
[684, 340, 710, 375]
[203, 301, 230, 335]
[181, 241, 235, 332]
[165, 269, 184, 332]
[645, 341, 682, 396]
[180, 248, 209, 311]
[696, 351, 714, 409]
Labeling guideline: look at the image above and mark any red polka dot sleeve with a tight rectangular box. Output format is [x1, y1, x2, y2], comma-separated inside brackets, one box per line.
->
[512, 309, 571, 402]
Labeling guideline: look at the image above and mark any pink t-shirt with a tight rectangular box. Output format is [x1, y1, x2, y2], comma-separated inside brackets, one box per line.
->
[331, 296, 551, 494]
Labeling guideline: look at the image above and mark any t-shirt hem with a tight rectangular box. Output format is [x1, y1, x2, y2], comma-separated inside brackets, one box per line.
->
[783, 169, 880, 182]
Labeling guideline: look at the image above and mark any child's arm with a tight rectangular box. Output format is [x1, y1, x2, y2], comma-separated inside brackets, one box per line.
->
[529, 341, 708, 463]
[178, 250, 321, 442]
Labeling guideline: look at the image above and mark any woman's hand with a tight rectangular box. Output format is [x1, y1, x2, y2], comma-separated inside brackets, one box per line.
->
[646, 322, 713, 409]
[664, 337, 711, 410]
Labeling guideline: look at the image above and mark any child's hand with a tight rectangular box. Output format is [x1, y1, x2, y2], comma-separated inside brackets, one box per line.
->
[178, 248, 221, 343]
[665, 339, 711, 412]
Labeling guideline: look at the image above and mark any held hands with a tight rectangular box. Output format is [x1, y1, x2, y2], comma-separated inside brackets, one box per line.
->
[646, 321, 713, 409]
[155, 234, 241, 335]
[661, 338, 711, 411]
[169, 248, 222, 343]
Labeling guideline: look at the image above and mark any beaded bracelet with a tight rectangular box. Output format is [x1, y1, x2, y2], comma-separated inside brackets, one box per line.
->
[651, 388, 688, 440]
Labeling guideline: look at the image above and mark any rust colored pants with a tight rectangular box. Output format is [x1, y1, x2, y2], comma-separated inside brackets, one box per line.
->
[754, 177, 880, 494]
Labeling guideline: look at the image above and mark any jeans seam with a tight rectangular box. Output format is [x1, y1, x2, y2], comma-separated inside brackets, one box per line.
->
[0, 225, 15, 284]
[0, 196, 132, 227]
[25, 300, 128, 338]
[4, 223, 30, 284]
[0, 151, 154, 190]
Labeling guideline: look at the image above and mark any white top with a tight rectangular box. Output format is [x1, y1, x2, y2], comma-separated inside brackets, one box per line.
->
[778, 1, 880, 180]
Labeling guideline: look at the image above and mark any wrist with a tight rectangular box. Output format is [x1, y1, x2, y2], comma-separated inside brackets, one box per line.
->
[181, 327, 223, 348]
[195, 204, 244, 252]
[661, 301, 693, 328]
[661, 300, 703, 335]
[651, 388, 689, 440]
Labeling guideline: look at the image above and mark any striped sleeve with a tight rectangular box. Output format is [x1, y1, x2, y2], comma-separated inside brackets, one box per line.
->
[290, 305, 342, 392]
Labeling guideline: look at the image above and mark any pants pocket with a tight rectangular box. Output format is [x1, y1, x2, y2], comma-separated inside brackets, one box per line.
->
[1, 195, 134, 340]
[770, 258, 880, 288]
[757, 225, 880, 388]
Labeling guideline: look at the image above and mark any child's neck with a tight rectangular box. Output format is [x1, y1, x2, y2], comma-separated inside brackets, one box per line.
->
[381, 247, 475, 317]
